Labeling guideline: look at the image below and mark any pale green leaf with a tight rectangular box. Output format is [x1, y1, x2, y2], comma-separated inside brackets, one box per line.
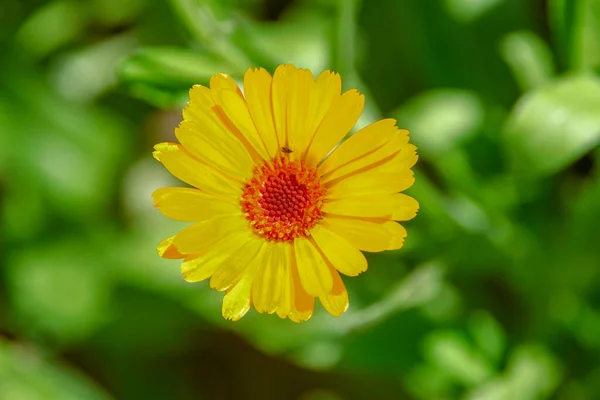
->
[393, 89, 484, 157]
[501, 31, 555, 92]
[503, 74, 600, 177]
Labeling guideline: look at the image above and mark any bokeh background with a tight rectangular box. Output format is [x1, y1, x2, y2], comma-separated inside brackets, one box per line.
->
[1, 0, 600, 399]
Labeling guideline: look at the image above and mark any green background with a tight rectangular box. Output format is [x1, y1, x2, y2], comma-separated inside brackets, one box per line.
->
[1, 0, 600, 399]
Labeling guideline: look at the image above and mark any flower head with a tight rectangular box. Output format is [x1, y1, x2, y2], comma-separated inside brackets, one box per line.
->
[153, 65, 418, 322]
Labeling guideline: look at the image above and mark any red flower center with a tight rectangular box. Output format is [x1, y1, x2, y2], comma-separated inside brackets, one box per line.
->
[241, 157, 326, 242]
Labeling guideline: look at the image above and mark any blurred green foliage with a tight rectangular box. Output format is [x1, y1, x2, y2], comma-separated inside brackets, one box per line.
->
[1, 0, 600, 399]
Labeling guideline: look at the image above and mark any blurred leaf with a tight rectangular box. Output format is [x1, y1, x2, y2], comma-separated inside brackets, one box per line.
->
[90, 0, 146, 26]
[464, 378, 512, 400]
[393, 89, 484, 157]
[1, 62, 132, 223]
[406, 174, 458, 233]
[504, 345, 562, 399]
[467, 311, 506, 365]
[1, 175, 47, 241]
[154, 262, 446, 369]
[168, 0, 250, 70]
[51, 35, 137, 102]
[119, 47, 231, 107]
[465, 345, 561, 400]
[15, 0, 88, 60]
[548, 0, 575, 66]
[341, 262, 445, 333]
[501, 31, 555, 92]
[0, 98, 10, 174]
[0, 340, 112, 400]
[503, 74, 600, 178]
[404, 364, 455, 400]
[421, 283, 464, 323]
[563, 168, 600, 265]
[443, 0, 505, 23]
[332, 0, 358, 78]
[570, 302, 600, 349]
[292, 340, 343, 371]
[332, 0, 382, 127]
[6, 240, 112, 345]
[236, 10, 332, 74]
[550, 0, 600, 70]
[423, 330, 495, 386]
[120, 47, 230, 86]
[572, 0, 600, 70]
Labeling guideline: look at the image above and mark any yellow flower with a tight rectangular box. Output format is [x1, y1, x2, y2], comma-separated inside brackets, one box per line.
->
[153, 65, 418, 322]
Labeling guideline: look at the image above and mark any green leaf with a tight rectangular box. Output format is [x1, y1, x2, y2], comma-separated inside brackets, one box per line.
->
[550, 0, 600, 70]
[340, 262, 445, 333]
[118, 47, 231, 107]
[421, 283, 464, 322]
[468, 311, 506, 365]
[423, 330, 495, 386]
[464, 345, 562, 399]
[168, 0, 251, 70]
[443, 0, 505, 23]
[503, 74, 600, 178]
[0, 339, 112, 400]
[393, 89, 484, 157]
[572, 0, 600, 70]
[504, 345, 562, 399]
[7, 240, 112, 345]
[500, 31, 555, 92]
[50, 35, 137, 102]
[404, 364, 455, 399]
[235, 11, 332, 74]
[15, 0, 88, 60]
[548, 0, 576, 66]
[1, 63, 132, 224]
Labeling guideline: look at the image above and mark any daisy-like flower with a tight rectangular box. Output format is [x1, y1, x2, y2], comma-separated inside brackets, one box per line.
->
[153, 65, 418, 322]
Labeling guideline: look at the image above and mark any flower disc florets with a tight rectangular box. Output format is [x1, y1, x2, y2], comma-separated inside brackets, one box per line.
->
[241, 157, 326, 242]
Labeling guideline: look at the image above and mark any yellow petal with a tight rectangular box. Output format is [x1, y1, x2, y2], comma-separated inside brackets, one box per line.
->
[391, 194, 420, 221]
[152, 187, 239, 222]
[320, 267, 349, 317]
[212, 88, 270, 160]
[180, 230, 253, 282]
[304, 89, 364, 167]
[325, 149, 417, 199]
[210, 73, 241, 93]
[243, 68, 280, 157]
[207, 73, 268, 162]
[271, 64, 295, 150]
[273, 66, 315, 158]
[153, 143, 242, 198]
[297, 70, 342, 159]
[327, 171, 415, 199]
[310, 224, 367, 276]
[173, 214, 247, 254]
[288, 308, 312, 323]
[276, 256, 293, 319]
[222, 270, 256, 321]
[319, 119, 409, 182]
[210, 236, 267, 291]
[157, 236, 185, 259]
[293, 236, 333, 297]
[288, 252, 315, 322]
[322, 193, 419, 221]
[253, 242, 288, 314]
[321, 217, 407, 252]
[177, 85, 254, 180]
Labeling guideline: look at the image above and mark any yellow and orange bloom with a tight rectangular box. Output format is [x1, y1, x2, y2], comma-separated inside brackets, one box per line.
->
[153, 64, 418, 322]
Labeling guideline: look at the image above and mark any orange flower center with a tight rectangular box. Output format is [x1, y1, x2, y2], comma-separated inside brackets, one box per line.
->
[241, 157, 326, 242]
